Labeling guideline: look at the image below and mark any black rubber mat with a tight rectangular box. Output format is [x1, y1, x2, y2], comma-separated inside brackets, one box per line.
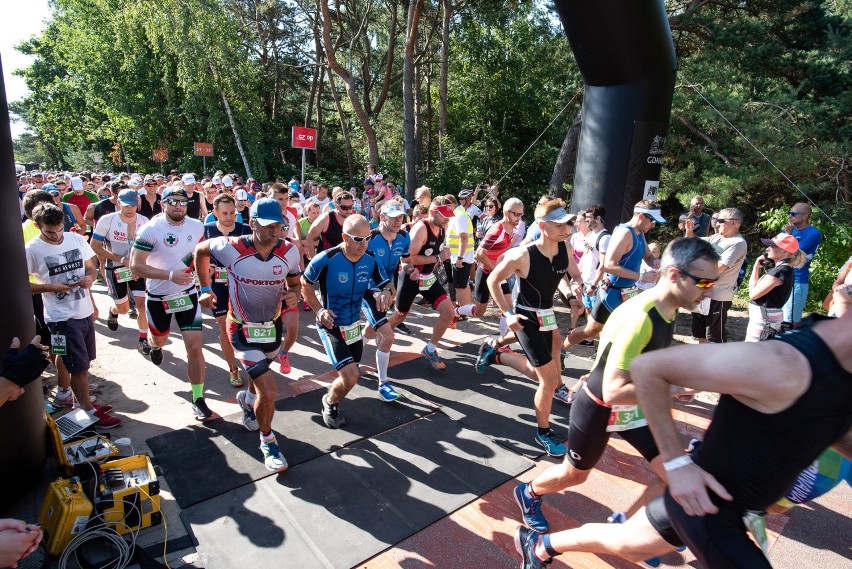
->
[147, 383, 434, 509]
[182, 413, 532, 568]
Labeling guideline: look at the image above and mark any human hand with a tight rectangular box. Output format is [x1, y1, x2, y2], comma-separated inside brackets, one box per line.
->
[198, 291, 217, 309]
[438, 248, 451, 262]
[281, 291, 298, 309]
[667, 463, 732, 516]
[506, 312, 527, 332]
[374, 290, 392, 312]
[408, 268, 420, 281]
[172, 269, 195, 286]
[317, 308, 336, 329]
[1, 336, 49, 391]
[0, 521, 42, 568]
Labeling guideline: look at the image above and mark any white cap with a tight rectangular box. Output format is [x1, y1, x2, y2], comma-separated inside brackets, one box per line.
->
[634, 207, 666, 224]
[212, 175, 222, 185]
[182, 173, 196, 185]
[222, 175, 234, 187]
[70, 177, 84, 191]
[235, 189, 249, 200]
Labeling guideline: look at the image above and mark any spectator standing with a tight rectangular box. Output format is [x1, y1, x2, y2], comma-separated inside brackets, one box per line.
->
[677, 195, 712, 237]
[782, 202, 822, 326]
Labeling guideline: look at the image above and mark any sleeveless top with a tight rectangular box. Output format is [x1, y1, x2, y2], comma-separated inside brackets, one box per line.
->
[319, 211, 344, 252]
[606, 223, 645, 288]
[516, 241, 569, 310]
[413, 220, 444, 274]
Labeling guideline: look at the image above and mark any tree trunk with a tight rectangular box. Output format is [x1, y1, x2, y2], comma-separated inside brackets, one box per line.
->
[414, 50, 423, 168]
[403, 0, 426, 200]
[373, 1, 398, 116]
[209, 63, 252, 179]
[549, 109, 582, 200]
[320, 0, 379, 167]
[425, 58, 433, 169]
[438, 0, 450, 161]
[326, 67, 355, 180]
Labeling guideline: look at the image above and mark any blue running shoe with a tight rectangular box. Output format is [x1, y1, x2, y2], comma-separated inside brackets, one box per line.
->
[535, 429, 567, 457]
[475, 339, 498, 374]
[260, 438, 288, 472]
[377, 382, 401, 402]
[421, 347, 446, 370]
[514, 483, 550, 532]
[514, 525, 551, 568]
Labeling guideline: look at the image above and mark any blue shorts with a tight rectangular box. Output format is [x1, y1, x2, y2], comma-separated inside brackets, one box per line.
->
[581, 290, 596, 310]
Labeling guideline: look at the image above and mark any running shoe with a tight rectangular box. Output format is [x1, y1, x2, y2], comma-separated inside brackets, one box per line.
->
[535, 429, 567, 457]
[497, 344, 513, 353]
[552, 384, 574, 405]
[377, 382, 401, 402]
[475, 339, 498, 374]
[278, 353, 291, 375]
[229, 369, 243, 388]
[128, 306, 138, 319]
[52, 395, 74, 410]
[449, 316, 458, 329]
[107, 311, 119, 331]
[236, 390, 259, 431]
[514, 482, 550, 532]
[321, 393, 346, 429]
[150, 347, 163, 366]
[395, 322, 412, 335]
[93, 409, 122, 429]
[138, 338, 152, 356]
[192, 397, 214, 421]
[93, 403, 113, 414]
[302, 301, 311, 311]
[260, 437, 288, 472]
[514, 525, 551, 569]
[421, 347, 446, 370]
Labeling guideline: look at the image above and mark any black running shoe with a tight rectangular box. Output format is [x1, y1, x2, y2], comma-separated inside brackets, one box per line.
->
[138, 338, 152, 356]
[192, 397, 213, 421]
[321, 394, 346, 429]
[150, 347, 163, 365]
[107, 311, 119, 331]
[395, 322, 412, 335]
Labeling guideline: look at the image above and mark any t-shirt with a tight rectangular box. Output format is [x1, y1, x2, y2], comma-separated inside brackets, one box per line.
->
[92, 212, 150, 268]
[752, 262, 793, 309]
[62, 191, 98, 221]
[679, 211, 711, 237]
[306, 195, 330, 210]
[446, 206, 475, 263]
[133, 214, 205, 296]
[787, 225, 822, 284]
[704, 233, 747, 301]
[26, 232, 96, 322]
[298, 217, 312, 240]
[478, 222, 514, 274]
[204, 212, 244, 224]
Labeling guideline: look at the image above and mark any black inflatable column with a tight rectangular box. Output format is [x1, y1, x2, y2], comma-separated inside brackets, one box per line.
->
[553, 0, 677, 227]
[0, 54, 46, 508]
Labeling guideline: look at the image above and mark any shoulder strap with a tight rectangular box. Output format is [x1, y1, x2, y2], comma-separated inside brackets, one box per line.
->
[595, 229, 609, 252]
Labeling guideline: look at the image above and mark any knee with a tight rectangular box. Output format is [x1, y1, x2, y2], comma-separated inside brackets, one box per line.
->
[377, 329, 394, 350]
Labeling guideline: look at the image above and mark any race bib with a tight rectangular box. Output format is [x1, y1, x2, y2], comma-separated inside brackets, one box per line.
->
[418, 273, 437, 291]
[51, 334, 67, 356]
[536, 308, 557, 332]
[114, 267, 134, 283]
[621, 287, 641, 302]
[743, 511, 769, 555]
[162, 292, 193, 314]
[606, 405, 648, 432]
[243, 321, 276, 343]
[214, 268, 228, 284]
[340, 321, 363, 345]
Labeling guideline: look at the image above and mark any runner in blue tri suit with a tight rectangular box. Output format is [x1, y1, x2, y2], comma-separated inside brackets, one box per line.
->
[362, 202, 411, 402]
[302, 214, 394, 429]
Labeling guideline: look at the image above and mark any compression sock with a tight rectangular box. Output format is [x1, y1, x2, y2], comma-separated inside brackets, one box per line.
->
[455, 304, 476, 317]
[499, 316, 508, 336]
[245, 390, 257, 406]
[376, 349, 390, 383]
[426, 342, 437, 353]
[139, 330, 148, 339]
[537, 427, 551, 437]
[191, 383, 204, 402]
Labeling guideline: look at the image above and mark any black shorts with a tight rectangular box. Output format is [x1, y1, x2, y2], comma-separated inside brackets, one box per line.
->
[105, 267, 145, 303]
[515, 307, 554, 367]
[691, 300, 733, 343]
[146, 289, 203, 336]
[396, 272, 449, 313]
[451, 262, 472, 288]
[658, 491, 771, 568]
[361, 292, 389, 330]
[48, 316, 96, 373]
[317, 322, 363, 371]
[565, 386, 659, 470]
[227, 316, 282, 379]
[473, 266, 511, 304]
[211, 282, 229, 318]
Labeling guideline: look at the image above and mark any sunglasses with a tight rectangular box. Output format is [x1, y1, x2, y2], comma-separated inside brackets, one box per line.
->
[676, 267, 718, 289]
[507, 211, 523, 218]
[338, 204, 354, 211]
[345, 233, 370, 243]
[486, 204, 497, 209]
[787, 211, 804, 217]
[163, 199, 188, 206]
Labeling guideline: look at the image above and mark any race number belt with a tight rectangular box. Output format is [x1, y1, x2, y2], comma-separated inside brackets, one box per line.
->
[517, 304, 557, 332]
[243, 321, 276, 343]
[114, 266, 134, 283]
[340, 321, 363, 345]
[418, 273, 437, 291]
[620, 287, 641, 302]
[162, 292, 193, 314]
[214, 268, 228, 284]
[606, 405, 648, 432]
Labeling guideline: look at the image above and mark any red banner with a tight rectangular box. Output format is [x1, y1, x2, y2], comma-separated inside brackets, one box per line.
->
[291, 126, 318, 150]
[153, 148, 168, 162]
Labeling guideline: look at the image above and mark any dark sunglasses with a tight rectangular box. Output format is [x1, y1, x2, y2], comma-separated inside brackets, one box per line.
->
[163, 199, 188, 206]
[338, 204, 354, 211]
[486, 204, 497, 209]
[787, 211, 804, 217]
[676, 267, 718, 289]
[345, 233, 370, 243]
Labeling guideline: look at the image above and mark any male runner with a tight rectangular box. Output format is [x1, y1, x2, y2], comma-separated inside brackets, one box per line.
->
[302, 215, 393, 428]
[305, 189, 357, 258]
[516, 287, 852, 569]
[385, 196, 456, 369]
[130, 187, 209, 420]
[202, 193, 252, 387]
[196, 198, 302, 471]
[484, 198, 583, 456]
[363, 202, 411, 401]
[563, 200, 663, 350]
[91, 189, 150, 352]
[513, 238, 720, 537]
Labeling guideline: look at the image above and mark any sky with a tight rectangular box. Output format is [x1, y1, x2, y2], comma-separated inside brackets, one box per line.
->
[1, 0, 52, 140]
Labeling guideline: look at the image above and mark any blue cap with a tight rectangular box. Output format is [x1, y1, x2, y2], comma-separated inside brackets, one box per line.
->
[162, 186, 188, 200]
[118, 189, 139, 206]
[41, 183, 59, 193]
[288, 180, 300, 192]
[250, 198, 286, 226]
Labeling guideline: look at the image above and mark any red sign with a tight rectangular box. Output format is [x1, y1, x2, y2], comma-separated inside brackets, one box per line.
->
[153, 148, 169, 162]
[194, 142, 214, 157]
[292, 126, 317, 150]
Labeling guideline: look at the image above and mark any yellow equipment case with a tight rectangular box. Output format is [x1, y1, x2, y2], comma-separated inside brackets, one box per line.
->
[46, 413, 119, 476]
[37, 477, 94, 556]
[94, 454, 162, 535]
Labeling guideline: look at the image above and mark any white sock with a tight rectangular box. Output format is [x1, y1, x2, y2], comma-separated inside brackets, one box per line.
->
[260, 431, 275, 442]
[426, 342, 437, 353]
[455, 304, 475, 317]
[87, 407, 97, 416]
[499, 316, 508, 337]
[56, 387, 72, 399]
[376, 350, 390, 383]
[245, 390, 257, 406]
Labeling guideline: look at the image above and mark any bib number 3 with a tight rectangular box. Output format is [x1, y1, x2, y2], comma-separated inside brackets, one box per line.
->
[162, 292, 193, 314]
[607, 405, 648, 432]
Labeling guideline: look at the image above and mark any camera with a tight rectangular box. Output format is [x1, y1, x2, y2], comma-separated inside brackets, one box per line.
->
[760, 258, 776, 270]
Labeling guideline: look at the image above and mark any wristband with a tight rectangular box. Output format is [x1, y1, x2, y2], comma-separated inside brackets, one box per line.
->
[663, 455, 694, 472]
[168, 271, 174, 282]
[199, 285, 212, 293]
[506, 309, 516, 316]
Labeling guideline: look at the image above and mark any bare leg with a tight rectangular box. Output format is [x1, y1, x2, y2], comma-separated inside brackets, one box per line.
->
[252, 371, 277, 433]
[183, 331, 205, 386]
[328, 363, 360, 404]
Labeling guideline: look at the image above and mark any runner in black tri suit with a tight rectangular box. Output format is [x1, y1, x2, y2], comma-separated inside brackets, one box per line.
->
[515, 296, 852, 569]
[484, 199, 583, 458]
[386, 196, 456, 370]
[305, 190, 356, 258]
[138, 177, 162, 218]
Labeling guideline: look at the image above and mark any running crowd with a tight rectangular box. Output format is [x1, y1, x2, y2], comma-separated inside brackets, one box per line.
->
[11, 167, 852, 569]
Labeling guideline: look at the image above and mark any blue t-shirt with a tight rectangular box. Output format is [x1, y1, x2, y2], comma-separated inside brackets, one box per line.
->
[303, 245, 390, 326]
[789, 225, 822, 283]
[367, 229, 411, 280]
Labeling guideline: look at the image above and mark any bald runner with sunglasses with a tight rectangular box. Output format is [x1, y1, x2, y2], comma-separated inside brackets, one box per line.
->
[514, 237, 721, 544]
